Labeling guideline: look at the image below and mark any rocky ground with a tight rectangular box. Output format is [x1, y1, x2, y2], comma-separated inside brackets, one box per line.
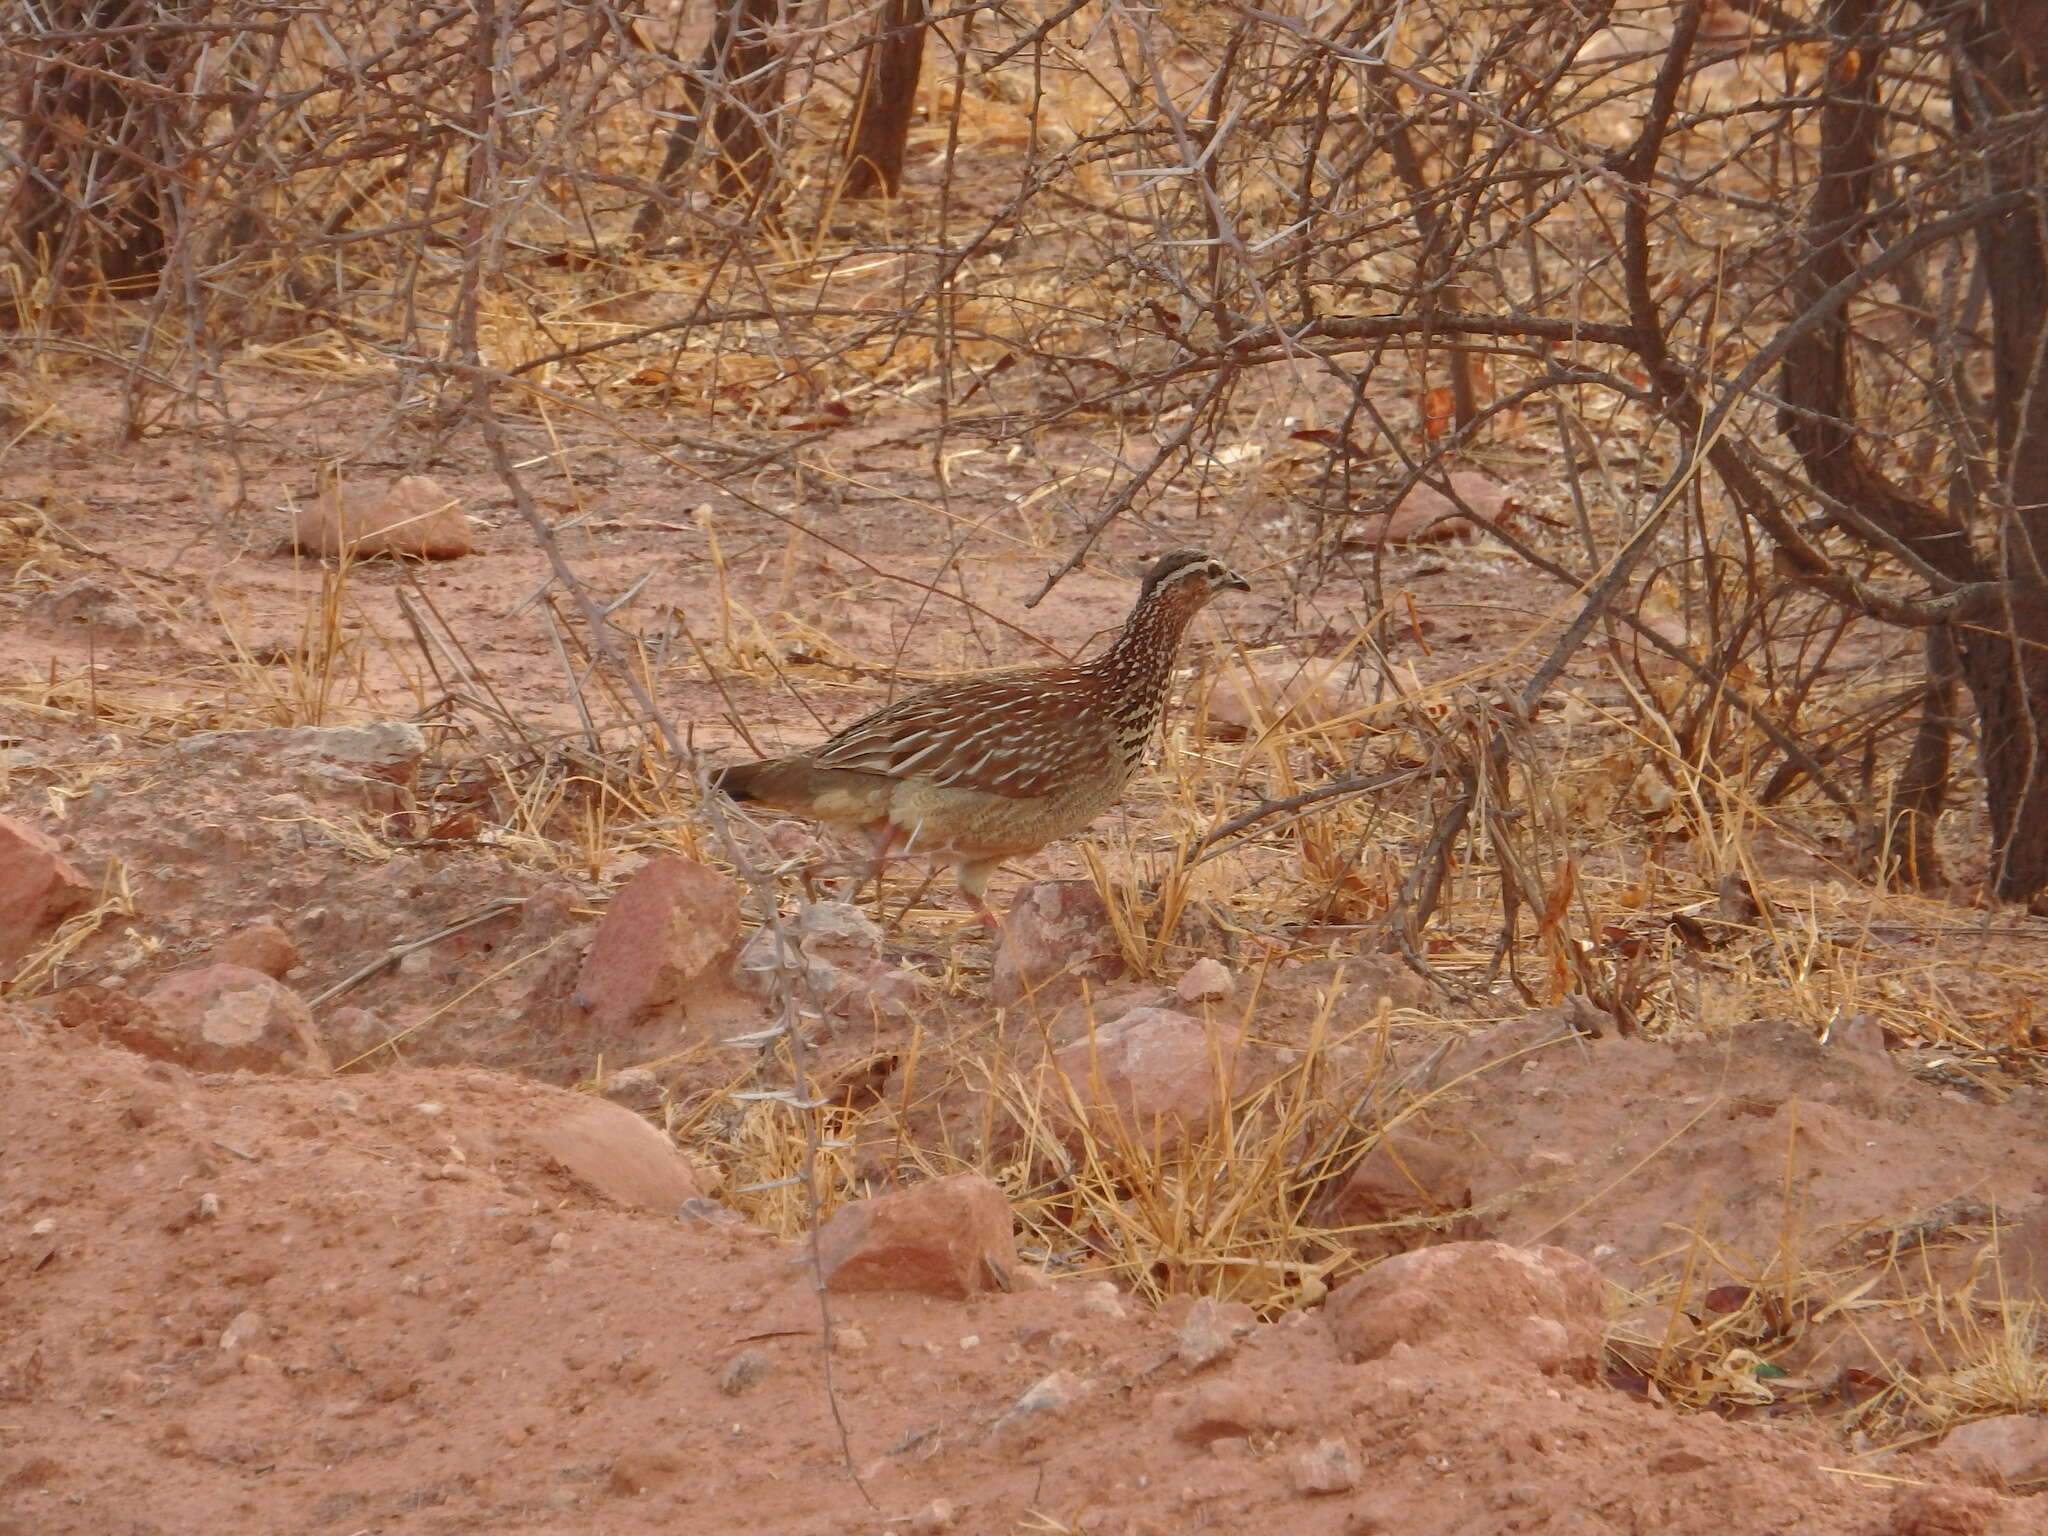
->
[4, 376, 2047, 1536]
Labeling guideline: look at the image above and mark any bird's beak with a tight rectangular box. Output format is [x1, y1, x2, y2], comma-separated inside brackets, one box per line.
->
[1221, 569, 1251, 593]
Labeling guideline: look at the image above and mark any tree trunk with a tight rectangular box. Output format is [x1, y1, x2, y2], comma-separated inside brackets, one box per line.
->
[1776, 0, 2048, 902]
[839, 0, 927, 200]
[4, 0, 207, 312]
[1950, 2, 2048, 901]
[633, 0, 785, 239]
[1880, 629, 1960, 888]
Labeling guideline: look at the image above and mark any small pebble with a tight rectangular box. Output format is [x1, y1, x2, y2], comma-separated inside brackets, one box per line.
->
[720, 1351, 770, 1396]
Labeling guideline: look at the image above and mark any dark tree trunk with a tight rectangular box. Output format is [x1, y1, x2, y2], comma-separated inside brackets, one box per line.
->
[1880, 629, 1960, 888]
[1776, 0, 2048, 901]
[633, 0, 785, 239]
[1950, 2, 2048, 902]
[839, 0, 927, 200]
[4, 0, 208, 311]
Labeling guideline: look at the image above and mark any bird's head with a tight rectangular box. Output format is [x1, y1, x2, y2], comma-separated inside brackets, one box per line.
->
[1139, 549, 1251, 607]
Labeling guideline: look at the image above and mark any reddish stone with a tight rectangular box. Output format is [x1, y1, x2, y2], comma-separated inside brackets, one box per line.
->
[1170, 1379, 1293, 1446]
[813, 1174, 1017, 1298]
[1352, 470, 1517, 547]
[607, 1445, 686, 1496]
[1293, 1438, 1362, 1496]
[527, 1097, 702, 1213]
[292, 473, 474, 560]
[1324, 1130, 1472, 1255]
[1177, 1296, 1258, 1368]
[1943, 1414, 2048, 1489]
[1175, 956, 1233, 1003]
[573, 857, 742, 1033]
[992, 880, 1128, 1006]
[213, 920, 300, 980]
[1201, 655, 1357, 740]
[0, 816, 91, 973]
[1050, 1005, 1244, 1152]
[138, 964, 331, 1075]
[1996, 1200, 2048, 1302]
[1326, 1240, 1606, 1378]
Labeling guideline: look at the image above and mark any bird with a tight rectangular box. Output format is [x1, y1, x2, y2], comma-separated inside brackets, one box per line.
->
[713, 549, 1251, 926]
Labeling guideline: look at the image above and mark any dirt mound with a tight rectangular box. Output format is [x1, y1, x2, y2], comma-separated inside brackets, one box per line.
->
[2, 1011, 2032, 1535]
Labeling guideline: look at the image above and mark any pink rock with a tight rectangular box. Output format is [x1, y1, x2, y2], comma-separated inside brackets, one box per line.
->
[1171, 1379, 1293, 1445]
[1292, 1438, 1362, 1495]
[1325, 1240, 1605, 1378]
[814, 1174, 1018, 1298]
[1177, 1296, 1258, 1368]
[1175, 957, 1234, 1003]
[607, 1444, 686, 1496]
[1324, 1131, 1472, 1240]
[992, 880, 1128, 1006]
[987, 1370, 1088, 1449]
[175, 723, 426, 809]
[213, 920, 299, 980]
[528, 1097, 702, 1213]
[138, 964, 331, 1075]
[1943, 1414, 2048, 1488]
[1886, 1483, 2026, 1536]
[292, 473, 474, 560]
[0, 816, 91, 974]
[1350, 471, 1517, 548]
[1050, 1005, 1244, 1152]
[735, 902, 925, 1022]
[1201, 654, 1357, 740]
[1995, 1201, 2048, 1302]
[574, 857, 742, 1033]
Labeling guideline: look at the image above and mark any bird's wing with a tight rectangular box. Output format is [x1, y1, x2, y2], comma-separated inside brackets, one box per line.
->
[813, 668, 1116, 800]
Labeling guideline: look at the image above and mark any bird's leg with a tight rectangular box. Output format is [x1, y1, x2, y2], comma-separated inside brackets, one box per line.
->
[956, 858, 1006, 935]
[848, 823, 903, 915]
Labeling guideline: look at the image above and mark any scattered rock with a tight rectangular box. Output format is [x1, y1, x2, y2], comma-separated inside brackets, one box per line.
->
[735, 901, 925, 1022]
[987, 1370, 1087, 1449]
[607, 1445, 685, 1496]
[0, 816, 91, 974]
[1201, 653, 1358, 739]
[1171, 1379, 1291, 1445]
[1321, 1130, 1473, 1255]
[323, 1006, 395, 1067]
[1177, 1297, 1258, 1369]
[525, 1096, 703, 1212]
[1075, 1281, 1128, 1321]
[719, 1350, 769, 1395]
[1943, 1414, 2048, 1489]
[814, 1174, 1017, 1298]
[136, 964, 332, 1075]
[1993, 1201, 2048, 1302]
[28, 577, 160, 637]
[1350, 471, 1517, 547]
[1326, 1240, 1606, 1378]
[596, 1067, 666, 1114]
[219, 1310, 266, 1352]
[991, 880, 1128, 1006]
[212, 920, 299, 980]
[1885, 1482, 2020, 1536]
[907, 1500, 954, 1535]
[292, 473, 475, 560]
[574, 856, 742, 1035]
[174, 723, 427, 809]
[676, 1196, 747, 1226]
[1175, 957, 1234, 1004]
[1049, 1005, 1245, 1153]
[1291, 1437, 1362, 1495]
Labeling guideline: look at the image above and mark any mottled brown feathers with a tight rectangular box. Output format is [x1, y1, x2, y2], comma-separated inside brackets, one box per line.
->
[713, 549, 1249, 916]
